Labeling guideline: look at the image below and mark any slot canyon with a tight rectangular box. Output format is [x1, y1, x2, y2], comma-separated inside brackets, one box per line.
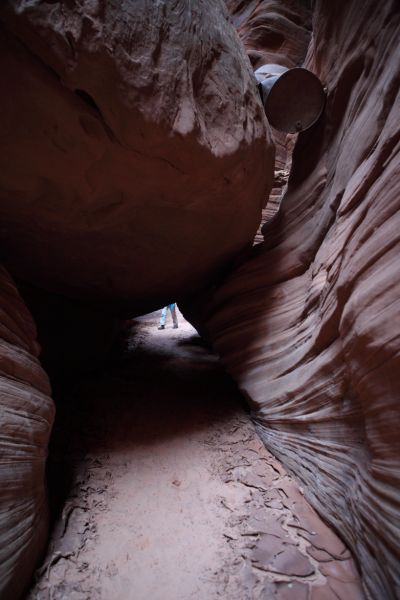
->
[0, 0, 399, 599]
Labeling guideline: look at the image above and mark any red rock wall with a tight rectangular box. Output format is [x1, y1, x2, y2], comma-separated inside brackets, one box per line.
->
[0, 0, 274, 315]
[0, 267, 55, 599]
[225, 0, 312, 242]
[226, 0, 311, 69]
[196, 1, 400, 597]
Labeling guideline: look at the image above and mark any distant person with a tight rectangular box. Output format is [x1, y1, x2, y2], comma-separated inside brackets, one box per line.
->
[158, 303, 178, 330]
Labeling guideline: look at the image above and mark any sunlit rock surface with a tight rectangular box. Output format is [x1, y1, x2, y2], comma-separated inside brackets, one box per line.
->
[195, 1, 400, 597]
[0, 268, 54, 600]
[0, 0, 273, 313]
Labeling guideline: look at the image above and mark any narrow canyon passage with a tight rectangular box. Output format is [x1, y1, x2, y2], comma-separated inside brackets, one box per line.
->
[28, 313, 363, 600]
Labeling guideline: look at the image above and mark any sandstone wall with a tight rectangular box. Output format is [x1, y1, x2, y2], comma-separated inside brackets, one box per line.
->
[0, 0, 274, 315]
[225, 0, 312, 241]
[226, 0, 311, 69]
[0, 267, 55, 599]
[196, 1, 400, 597]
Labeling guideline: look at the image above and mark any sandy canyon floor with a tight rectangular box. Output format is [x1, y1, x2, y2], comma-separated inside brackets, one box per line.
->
[27, 311, 364, 600]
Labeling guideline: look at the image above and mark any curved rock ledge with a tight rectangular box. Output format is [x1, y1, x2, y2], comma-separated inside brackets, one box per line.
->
[0, 267, 55, 600]
[226, 0, 311, 69]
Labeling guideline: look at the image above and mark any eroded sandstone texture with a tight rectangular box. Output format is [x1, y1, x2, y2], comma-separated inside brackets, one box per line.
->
[225, 0, 312, 241]
[0, 0, 273, 314]
[194, 1, 400, 597]
[226, 0, 311, 70]
[0, 267, 54, 600]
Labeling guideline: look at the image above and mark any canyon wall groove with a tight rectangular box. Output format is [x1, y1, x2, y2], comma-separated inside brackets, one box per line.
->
[193, 1, 400, 597]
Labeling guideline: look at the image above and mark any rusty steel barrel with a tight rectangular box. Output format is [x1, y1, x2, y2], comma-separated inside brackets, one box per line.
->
[255, 64, 326, 133]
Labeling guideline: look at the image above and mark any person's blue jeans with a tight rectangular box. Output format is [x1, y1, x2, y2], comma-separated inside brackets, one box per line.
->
[159, 304, 178, 327]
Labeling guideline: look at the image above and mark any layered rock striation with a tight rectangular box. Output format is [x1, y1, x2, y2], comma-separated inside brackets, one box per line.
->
[195, 1, 400, 597]
[1, 0, 399, 598]
[0, 267, 55, 600]
[0, 0, 274, 314]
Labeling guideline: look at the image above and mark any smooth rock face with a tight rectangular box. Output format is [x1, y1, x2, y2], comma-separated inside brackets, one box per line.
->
[0, 0, 273, 313]
[226, 0, 311, 70]
[197, 1, 400, 597]
[0, 267, 54, 600]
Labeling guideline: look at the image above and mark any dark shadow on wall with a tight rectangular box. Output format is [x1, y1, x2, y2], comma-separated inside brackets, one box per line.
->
[33, 316, 248, 553]
[17, 281, 122, 381]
